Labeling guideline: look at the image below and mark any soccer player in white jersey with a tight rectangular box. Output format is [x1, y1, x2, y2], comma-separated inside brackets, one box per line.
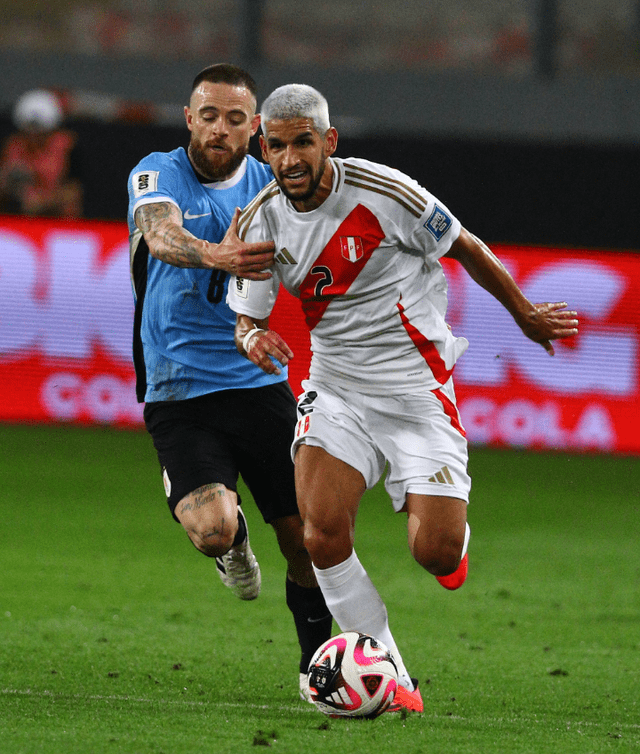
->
[227, 84, 579, 712]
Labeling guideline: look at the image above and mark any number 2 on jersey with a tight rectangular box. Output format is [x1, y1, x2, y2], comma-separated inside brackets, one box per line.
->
[311, 266, 333, 297]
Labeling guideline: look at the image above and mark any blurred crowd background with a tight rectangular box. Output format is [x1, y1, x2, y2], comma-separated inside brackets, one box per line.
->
[1, 0, 637, 76]
[0, 0, 638, 248]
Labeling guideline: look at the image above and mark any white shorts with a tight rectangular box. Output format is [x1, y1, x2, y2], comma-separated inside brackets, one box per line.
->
[292, 378, 471, 512]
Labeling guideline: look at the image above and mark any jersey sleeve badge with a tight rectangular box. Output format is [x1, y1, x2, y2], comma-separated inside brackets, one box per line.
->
[424, 205, 452, 240]
[132, 170, 159, 198]
[233, 276, 250, 299]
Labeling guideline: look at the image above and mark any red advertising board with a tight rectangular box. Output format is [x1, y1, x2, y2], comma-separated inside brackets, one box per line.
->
[1, 215, 638, 454]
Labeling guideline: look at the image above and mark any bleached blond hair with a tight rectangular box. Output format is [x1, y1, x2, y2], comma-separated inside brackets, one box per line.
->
[260, 84, 330, 135]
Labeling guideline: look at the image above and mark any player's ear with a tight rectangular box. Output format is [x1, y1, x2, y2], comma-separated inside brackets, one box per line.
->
[184, 105, 193, 131]
[324, 127, 338, 156]
[250, 113, 261, 137]
[259, 134, 268, 161]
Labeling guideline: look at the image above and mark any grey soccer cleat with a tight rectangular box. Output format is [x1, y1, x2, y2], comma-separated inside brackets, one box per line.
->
[299, 672, 313, 704]
[214, 507, 261, 600]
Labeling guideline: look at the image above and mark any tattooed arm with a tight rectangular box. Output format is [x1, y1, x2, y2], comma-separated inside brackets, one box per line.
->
[135, 202, 275, 280]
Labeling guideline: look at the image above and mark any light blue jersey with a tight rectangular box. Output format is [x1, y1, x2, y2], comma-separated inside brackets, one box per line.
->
[127, 147, 284, 402]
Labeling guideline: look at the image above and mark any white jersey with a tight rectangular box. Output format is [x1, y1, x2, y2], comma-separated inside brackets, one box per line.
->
[227, 156, 469, 394]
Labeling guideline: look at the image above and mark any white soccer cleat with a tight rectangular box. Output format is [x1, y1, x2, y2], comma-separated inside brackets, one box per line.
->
[299, 672, 313, 703]
[214, 507, 261, 600]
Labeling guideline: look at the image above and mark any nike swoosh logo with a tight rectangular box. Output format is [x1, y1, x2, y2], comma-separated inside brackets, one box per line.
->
[307, 614, 331, 623]
[184, 209, 211, 219]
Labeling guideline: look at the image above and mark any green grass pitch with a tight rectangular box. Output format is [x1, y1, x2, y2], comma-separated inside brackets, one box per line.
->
[1, 423, 638, 753]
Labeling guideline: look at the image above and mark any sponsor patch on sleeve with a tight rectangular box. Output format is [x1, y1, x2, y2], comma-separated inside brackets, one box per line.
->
[233, 276, 250, 299]
[424, 205, 452, 241]
[132, 170, 159, 198]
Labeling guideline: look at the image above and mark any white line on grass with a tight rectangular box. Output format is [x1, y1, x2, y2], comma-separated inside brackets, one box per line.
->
[3, 688, 640, 731]
[1, 687, 313, 715]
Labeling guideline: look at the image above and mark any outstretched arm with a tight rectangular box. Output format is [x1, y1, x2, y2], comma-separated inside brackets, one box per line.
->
[446, 228, 579, 355]
[135, 203, 275, 280]
[234, 313, 294, 376]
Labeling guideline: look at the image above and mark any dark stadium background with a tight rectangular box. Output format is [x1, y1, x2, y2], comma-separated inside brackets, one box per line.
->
[1, 112, 637, 251]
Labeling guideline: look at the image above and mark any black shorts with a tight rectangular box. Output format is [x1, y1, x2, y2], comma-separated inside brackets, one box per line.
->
[143, 382, 299, 523]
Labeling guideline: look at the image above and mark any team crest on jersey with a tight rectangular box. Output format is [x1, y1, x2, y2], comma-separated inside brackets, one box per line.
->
[340, 236, 364, 262]
[132, 170, 159, 198]
[424, 205, 452, 240]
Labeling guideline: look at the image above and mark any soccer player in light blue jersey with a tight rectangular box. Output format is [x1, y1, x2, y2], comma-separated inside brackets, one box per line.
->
[127, 65, 331, 701]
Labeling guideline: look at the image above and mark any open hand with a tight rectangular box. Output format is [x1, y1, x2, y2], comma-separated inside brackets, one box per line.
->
[243, 328, 294, 376]
[519, 302, 579, 356]
[207, 208, 275, 280]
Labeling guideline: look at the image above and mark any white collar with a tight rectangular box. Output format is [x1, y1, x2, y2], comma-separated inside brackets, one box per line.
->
[203, 157, 248, 190]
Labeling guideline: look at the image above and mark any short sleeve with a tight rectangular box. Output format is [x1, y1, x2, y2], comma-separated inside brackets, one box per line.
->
[406, 195, 461, 261]
[227, 274, 279, 320]
[375, 164, 462, 262]
[128, 154, 182, 218]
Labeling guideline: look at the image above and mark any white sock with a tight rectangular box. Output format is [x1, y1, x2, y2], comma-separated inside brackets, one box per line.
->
[313, 550, 414, 690]
[462, 522, 470, 558]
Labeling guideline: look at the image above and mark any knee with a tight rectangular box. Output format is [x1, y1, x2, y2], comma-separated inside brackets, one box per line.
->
[184, 517, 237, 558]
[303, 525, 330, 563]
[175, 485, 239, 558]
[411, 532, 464, 576]
[303, 519, 352, 570]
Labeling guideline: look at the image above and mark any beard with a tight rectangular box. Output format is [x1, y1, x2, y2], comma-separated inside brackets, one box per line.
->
[277, 153, 327, 204]
[188, 136, 248, 181]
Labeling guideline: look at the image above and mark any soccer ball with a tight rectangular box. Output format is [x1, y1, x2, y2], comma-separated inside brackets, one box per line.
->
[307, 632, 398, 718]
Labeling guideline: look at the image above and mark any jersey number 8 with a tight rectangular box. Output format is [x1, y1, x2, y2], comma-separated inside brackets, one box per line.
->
[207, 269, 228, 304]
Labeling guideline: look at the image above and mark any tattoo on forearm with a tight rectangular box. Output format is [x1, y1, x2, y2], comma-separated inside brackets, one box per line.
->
[136, 202, 206, 267]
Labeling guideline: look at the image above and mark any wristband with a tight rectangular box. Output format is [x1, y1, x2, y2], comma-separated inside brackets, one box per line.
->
[242, 327, 264, 352]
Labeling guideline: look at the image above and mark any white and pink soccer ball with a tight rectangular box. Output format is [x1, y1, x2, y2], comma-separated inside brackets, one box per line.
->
[307, 632, 398, 718]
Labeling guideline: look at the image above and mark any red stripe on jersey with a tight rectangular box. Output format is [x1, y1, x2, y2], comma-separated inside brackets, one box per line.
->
[432, 387, 467, 437]
[299, 204, 385, 330]
[396, 300, 454, 385]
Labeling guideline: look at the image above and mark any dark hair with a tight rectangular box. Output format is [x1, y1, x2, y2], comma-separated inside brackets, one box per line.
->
[190, 64, 257, 99]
